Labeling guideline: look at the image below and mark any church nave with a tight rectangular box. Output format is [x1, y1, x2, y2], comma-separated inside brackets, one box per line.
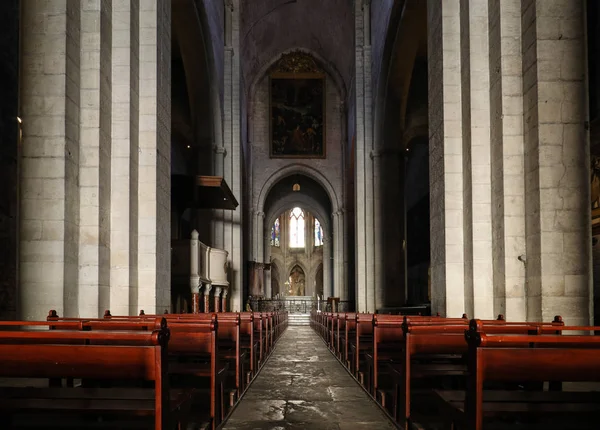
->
[223, 326, 396, 430]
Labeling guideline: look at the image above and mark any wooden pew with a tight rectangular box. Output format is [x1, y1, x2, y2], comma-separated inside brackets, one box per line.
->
[351, 313, 374, 384]
[433, 320, 600, 430]
[47, 311, 224, 430]
[342, 312, 357, 369]
[239, 312, 257, 387]
[386, 315, 565, 428]
[0, 325, 194, 429]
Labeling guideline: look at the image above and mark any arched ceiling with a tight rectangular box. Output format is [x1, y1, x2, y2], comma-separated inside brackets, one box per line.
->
[241, 0, 354, 95]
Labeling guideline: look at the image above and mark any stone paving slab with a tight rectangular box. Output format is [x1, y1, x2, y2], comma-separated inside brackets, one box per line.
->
[223, 326, 397, 430]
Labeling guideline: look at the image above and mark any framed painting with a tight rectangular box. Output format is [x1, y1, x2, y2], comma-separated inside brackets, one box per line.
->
[269, 72, 326, 158]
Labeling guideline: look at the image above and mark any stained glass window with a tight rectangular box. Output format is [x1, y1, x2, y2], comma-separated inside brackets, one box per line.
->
[314, 218, 323, 246]
[289, 207, 305, 248]
[271, 217, 280, 247]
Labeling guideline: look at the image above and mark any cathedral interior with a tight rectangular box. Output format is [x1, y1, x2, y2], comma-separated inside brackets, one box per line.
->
[2, 1, 600, 430]
[0, 0, 599, 324]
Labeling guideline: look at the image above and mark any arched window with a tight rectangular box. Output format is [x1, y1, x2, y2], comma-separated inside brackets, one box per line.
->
[314, 218, 323, 247]
[289, 207, 305, 248]
[270, 217, 280, 247]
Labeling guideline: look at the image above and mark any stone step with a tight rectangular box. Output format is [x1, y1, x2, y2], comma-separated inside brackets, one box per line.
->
[287, 313, 311, 326]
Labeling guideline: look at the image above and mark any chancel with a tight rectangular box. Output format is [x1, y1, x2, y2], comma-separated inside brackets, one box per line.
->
[1, 0, 600, 429]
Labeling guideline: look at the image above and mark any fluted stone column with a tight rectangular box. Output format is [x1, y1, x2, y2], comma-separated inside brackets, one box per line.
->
[427, 0, 590, 323]
[19, 0, 171, 320]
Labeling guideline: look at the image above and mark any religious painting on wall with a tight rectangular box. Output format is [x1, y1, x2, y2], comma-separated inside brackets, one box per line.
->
[270, 73, 326, 158]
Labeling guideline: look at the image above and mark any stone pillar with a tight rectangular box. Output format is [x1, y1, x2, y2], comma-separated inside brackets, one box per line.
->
[20, 1, 81, 320]
[521, 0, 590, 325]
[212, 144, 226, 249]
[489, 0, 527, 321]
[203, 283, 212, 313]
[222, 0, 242, 313]
[354, 0, 376, 312]
[460, 0, 494, 319]
[213, 285, 222, 312]
[221, 287, 228, 312]
[427, 0, 466, 317]
[78, 0, 112, 318]
[190, 230, 201, 313]
[137, 0, 171, 314]
[333, 210, 346, 300]
[256, 211, 265, 266]
[323, 235, 332, 298]
[264, 262, 272, 299]
[110, 0, 138, 317]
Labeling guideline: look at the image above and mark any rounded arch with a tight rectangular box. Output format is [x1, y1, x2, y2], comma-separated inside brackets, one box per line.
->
[256, 164, 341, 215]
[247, 48, 347, 108]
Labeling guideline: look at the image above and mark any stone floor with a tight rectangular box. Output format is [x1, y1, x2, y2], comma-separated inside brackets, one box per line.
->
[223, 326, 397, 430]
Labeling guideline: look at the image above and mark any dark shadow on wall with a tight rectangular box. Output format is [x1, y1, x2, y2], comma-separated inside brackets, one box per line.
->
[587, 0, 600, 325]
[0, 0, 19, 320]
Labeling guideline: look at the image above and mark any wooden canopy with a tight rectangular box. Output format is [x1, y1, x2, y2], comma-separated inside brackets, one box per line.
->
[171, 175, 239, 211]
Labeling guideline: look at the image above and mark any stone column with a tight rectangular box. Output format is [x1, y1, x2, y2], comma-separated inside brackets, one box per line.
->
[203, 283, 212, 313]
[78, 0, 112, 318]
[354, 0, 376, 312]
[333, 210, 346, 300]
[427, 0, 466, 317]
[521, 0, 590, 325]
[137, 0, 171, 314]
[256, 211, 265, 266]
[221, 287, 228, 312]
[213, 285, 222, 312]
[190, 230, 201, 313]
[460, 0, 494, 319]
[323, 235, 332, 298]
[110, 0, 138, 317]
[20, 1, 81, 320]
[264, 262, 272, 299]
[489, 0, 527, 321]
[223, 0, 243, 313]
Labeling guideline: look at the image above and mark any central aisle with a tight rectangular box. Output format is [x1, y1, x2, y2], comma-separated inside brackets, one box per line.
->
[223, 326, 397, 429]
